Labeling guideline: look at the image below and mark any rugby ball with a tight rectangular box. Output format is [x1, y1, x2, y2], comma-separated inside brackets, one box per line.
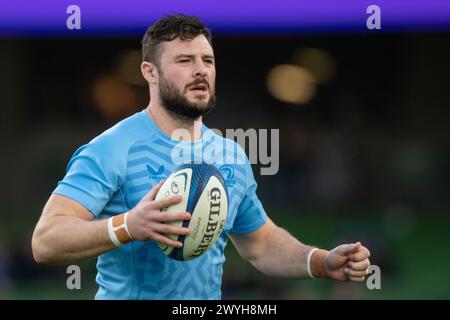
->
[155, 163, 228, 261]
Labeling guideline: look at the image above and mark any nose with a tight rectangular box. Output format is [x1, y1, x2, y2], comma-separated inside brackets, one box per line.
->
[193, 59, 208, 78]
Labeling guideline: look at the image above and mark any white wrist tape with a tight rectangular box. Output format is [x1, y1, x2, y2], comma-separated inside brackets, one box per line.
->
[123, 212, 133, 240]
[307, 248, 319, 279]
[108, 212, 133, 247]
[108, 217, 122, 247]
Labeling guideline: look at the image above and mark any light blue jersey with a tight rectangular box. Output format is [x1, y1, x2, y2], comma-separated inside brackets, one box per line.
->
[53, 110, 267, 300]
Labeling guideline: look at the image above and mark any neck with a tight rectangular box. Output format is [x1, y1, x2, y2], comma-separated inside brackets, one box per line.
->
[145, 101, 203, 141]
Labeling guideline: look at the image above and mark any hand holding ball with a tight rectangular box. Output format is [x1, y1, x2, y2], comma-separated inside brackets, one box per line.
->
[155, 163, 229, 261]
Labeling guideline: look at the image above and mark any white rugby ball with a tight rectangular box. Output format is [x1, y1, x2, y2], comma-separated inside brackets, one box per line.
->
[155, 163, 228, 261]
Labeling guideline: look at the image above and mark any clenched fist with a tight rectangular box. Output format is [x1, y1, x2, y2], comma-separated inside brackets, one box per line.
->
[324, 242, 371, 282]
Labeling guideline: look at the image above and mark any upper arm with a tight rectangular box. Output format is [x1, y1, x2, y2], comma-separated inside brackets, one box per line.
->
[35, 195, 94, 239]
[51, 133, 128, 218]
[41, 194, 95, 222]
[32, 193, 98, 265]
[32, 194, 94, 253]
[229, 218, 276, 262]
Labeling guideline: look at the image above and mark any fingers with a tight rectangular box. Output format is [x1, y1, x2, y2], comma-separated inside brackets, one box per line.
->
[346, 253, 371, 283]
[152, 221, 191, 236]
[348, 259, 371, 271]
[348, 276, 365, 282]
[143, 180, 165, 201]
[151, 232, 183, 248]
[333, 242, 360, 256]
[154, 211, 191, 223]
[353, 242, 362, 252]
[152, 194, 183, 210]
[350, 246, 371, 262]
[345, 267, 369, 278]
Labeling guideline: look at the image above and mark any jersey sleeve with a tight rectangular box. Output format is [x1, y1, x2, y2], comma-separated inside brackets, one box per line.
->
[53, 136, 125, 218]
[230, 156, 268, 234]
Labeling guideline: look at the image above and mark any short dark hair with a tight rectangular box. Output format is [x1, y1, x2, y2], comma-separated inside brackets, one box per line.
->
[141, 14, 212, 66]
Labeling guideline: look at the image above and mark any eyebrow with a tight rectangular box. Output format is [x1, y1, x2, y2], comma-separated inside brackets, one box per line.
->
[174, 54, 215, 60]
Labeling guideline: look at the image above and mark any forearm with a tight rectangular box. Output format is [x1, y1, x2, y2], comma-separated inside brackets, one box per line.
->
[32, 215, 116, 265]
[248, 226, 319, 279]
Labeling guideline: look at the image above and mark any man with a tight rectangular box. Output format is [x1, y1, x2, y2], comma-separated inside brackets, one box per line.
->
[32, 14, 371, 300]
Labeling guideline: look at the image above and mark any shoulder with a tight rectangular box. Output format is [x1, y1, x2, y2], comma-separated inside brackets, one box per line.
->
[69, 111, 154, 178]
[84, 111, 152, 157]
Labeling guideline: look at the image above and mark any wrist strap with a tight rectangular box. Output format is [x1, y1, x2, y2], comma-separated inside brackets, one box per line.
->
[307, 248, 328, 279]
[108, 212, 133, 247]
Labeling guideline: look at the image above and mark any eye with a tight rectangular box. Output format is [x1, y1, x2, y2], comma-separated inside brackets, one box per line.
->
[178, 59, 190, 63]
[204, 59, 214, 65]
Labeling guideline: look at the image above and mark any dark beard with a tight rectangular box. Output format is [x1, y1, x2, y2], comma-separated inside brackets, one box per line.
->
[158, 75, 216, 121]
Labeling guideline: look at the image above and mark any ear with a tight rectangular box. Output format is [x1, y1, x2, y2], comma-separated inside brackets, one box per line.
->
[141, 61, 159, 84]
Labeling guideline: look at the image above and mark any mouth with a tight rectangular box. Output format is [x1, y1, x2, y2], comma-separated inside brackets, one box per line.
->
[189, 84, 209, 93]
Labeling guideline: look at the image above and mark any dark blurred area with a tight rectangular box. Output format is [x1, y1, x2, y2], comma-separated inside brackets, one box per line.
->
[1, 32, 450, 299]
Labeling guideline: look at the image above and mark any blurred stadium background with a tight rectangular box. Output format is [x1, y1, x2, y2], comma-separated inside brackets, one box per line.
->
[1, 0, 450, 299]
